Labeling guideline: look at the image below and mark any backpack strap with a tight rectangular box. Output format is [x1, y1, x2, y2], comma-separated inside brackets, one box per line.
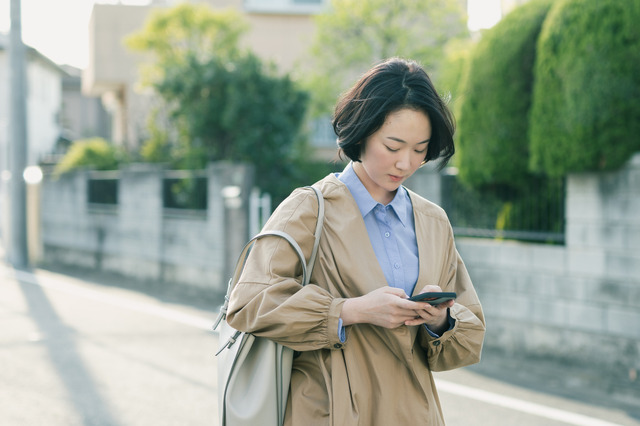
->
[213, 186, 324, 331]
[306, 186, 324, 279]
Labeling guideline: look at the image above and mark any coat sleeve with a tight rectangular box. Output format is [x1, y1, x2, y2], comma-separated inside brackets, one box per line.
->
[418, 226, 486, 371]
[226, 188, 346, 352]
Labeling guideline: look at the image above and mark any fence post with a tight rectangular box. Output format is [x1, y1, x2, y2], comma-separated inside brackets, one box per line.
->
[249, 188, 260, 238]
[404, 162, 444, 206]
[260, 192, 271, 228]
[208, 162, 255, 291]
[118, 163, 164, 280]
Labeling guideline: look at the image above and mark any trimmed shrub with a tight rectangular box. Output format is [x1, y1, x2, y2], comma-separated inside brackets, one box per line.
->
[435, 39, 474, 123]
[529, 0, 640, 176]
[456, 0, 554, 189]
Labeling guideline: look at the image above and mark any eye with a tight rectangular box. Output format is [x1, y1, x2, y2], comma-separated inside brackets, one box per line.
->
[415, 144, 429, 154]
[385, 145, 399, 152]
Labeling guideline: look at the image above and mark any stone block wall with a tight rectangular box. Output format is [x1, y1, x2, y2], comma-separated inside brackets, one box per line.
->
[455, 155, 640, 377]
[406, 154, 640, 377]
[39, 162, 254, 294]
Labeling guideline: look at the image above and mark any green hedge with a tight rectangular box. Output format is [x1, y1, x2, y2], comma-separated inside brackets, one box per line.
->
[529, 0, 640, 176]
[435, 39, 473, 123]
[456, 0, 554, 189]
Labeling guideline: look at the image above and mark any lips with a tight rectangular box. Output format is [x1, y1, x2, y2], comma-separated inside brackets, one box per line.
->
[389, 174, 404, 182]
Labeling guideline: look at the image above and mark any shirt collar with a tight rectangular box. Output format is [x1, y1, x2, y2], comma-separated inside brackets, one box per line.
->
[337, 162, 411, 226]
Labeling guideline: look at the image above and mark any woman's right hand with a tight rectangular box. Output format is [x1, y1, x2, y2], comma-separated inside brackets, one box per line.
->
[340, 286, 428, 329]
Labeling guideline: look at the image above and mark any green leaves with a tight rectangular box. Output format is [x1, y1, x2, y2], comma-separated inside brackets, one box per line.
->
[456, 0, 554, 189]
[457, 0, 640, 187]
[304, 0, 468, 116]
[126, 4, 248, 87]
[529, 0, 640, 175]
[54, 138, 127, 177]
[126, 3, 309, 202]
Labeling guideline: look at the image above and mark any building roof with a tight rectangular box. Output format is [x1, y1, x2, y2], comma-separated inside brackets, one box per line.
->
[0, 32, 66, 75]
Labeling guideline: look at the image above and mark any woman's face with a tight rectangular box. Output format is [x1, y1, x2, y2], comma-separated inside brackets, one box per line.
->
[353, 108, 432, 205]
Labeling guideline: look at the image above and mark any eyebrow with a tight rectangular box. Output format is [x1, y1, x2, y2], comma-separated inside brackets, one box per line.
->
[387, 136, 430, 144]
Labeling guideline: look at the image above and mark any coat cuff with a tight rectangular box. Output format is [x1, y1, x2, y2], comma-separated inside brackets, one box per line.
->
[328, 298, 347, 349]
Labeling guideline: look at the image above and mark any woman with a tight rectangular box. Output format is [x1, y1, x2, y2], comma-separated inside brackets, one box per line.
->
[227, 58, 485, 425]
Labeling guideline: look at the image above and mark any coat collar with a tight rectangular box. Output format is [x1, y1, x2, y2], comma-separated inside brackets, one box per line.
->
[336, 162, 411, 227]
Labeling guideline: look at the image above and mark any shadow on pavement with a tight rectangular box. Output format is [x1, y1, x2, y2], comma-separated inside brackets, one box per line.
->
[39, 263, 226, 313]
[12, 265, 124, 426]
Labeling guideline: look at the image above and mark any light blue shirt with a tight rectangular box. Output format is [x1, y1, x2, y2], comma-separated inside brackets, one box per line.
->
[338, 162, 419, 295]
[335, 162, 453, 341]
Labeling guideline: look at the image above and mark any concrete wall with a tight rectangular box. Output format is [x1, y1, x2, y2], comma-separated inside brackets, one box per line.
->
[407, 154, 640, 378]
[39, 154, 640, 377]
[39, 162, 254, 295]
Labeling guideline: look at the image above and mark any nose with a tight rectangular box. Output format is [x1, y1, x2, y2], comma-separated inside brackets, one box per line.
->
[395, 150, 411, 170]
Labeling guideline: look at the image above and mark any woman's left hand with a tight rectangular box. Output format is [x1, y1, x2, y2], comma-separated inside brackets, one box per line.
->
[404, 285, 454, 334]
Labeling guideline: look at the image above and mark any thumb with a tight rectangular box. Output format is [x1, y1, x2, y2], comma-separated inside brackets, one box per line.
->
[383, 286, 409, 298]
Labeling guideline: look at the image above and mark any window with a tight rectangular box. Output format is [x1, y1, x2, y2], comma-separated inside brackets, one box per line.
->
[244, 0, 326, 14]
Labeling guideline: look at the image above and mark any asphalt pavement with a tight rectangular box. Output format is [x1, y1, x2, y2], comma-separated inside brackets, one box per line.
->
[3, 259, 639, 425]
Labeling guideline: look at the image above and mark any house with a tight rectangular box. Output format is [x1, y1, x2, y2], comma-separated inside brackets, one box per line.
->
[0, 33, 65, 168]
[59, 64, 111, 151]
[82, 0, 329, 153]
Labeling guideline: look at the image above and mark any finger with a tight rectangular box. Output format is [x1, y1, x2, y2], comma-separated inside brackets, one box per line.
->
[439, 299, 455, 309]
[402, 299, 431, 310]
[425, 299, 454, 311]
[414, 308, 439, 322]
[420, 284, 443, 293]
[404, 317, 427, 326]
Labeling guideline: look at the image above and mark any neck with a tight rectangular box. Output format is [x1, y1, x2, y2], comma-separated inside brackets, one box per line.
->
[352, 162, 396, 205]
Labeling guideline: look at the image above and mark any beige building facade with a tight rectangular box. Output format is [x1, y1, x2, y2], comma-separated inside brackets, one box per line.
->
[83, 0, 325, 150]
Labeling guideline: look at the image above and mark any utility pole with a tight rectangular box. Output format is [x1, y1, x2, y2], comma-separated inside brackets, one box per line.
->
[8, 0, 29, 267]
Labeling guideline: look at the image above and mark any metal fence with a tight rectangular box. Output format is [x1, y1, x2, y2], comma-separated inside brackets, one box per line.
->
[440, 173, 566, 244]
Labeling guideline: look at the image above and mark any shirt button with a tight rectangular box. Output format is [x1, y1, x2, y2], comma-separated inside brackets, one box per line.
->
[333, 343, 343, 349]
[384, 232, 390, 238]
[394, 263, 400, 269]
[433, 340, 441, 346]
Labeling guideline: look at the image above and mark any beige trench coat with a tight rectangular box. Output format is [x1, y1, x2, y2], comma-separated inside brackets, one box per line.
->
[227, 174, 485, 426]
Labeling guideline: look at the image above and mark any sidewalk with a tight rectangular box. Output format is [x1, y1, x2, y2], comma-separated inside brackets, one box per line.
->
[468, 346, 640, 421]
[4, 257, 640, 423]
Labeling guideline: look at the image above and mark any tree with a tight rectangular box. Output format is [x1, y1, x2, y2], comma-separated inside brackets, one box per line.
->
[456, 0, 554, 189]
[529, 0, 640, 176]
[126, 4, 310, 202]
[126, 4, 247, 86]
[303, 0, 469, 116]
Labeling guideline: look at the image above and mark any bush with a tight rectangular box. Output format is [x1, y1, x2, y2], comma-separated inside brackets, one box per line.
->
[54, 138, 126, 177]
[435, 39, 474, 121]
[456, 0, 554, 189]
[529, 0, 640, 176]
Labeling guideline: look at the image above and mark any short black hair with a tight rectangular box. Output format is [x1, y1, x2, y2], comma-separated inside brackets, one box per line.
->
[332, 58, 455, 169]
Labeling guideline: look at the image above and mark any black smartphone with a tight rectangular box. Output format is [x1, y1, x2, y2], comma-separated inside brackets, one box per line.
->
[409, 292, 457, 305]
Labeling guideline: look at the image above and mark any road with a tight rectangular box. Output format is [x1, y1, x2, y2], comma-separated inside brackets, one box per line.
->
[1, 265, 638, 426]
